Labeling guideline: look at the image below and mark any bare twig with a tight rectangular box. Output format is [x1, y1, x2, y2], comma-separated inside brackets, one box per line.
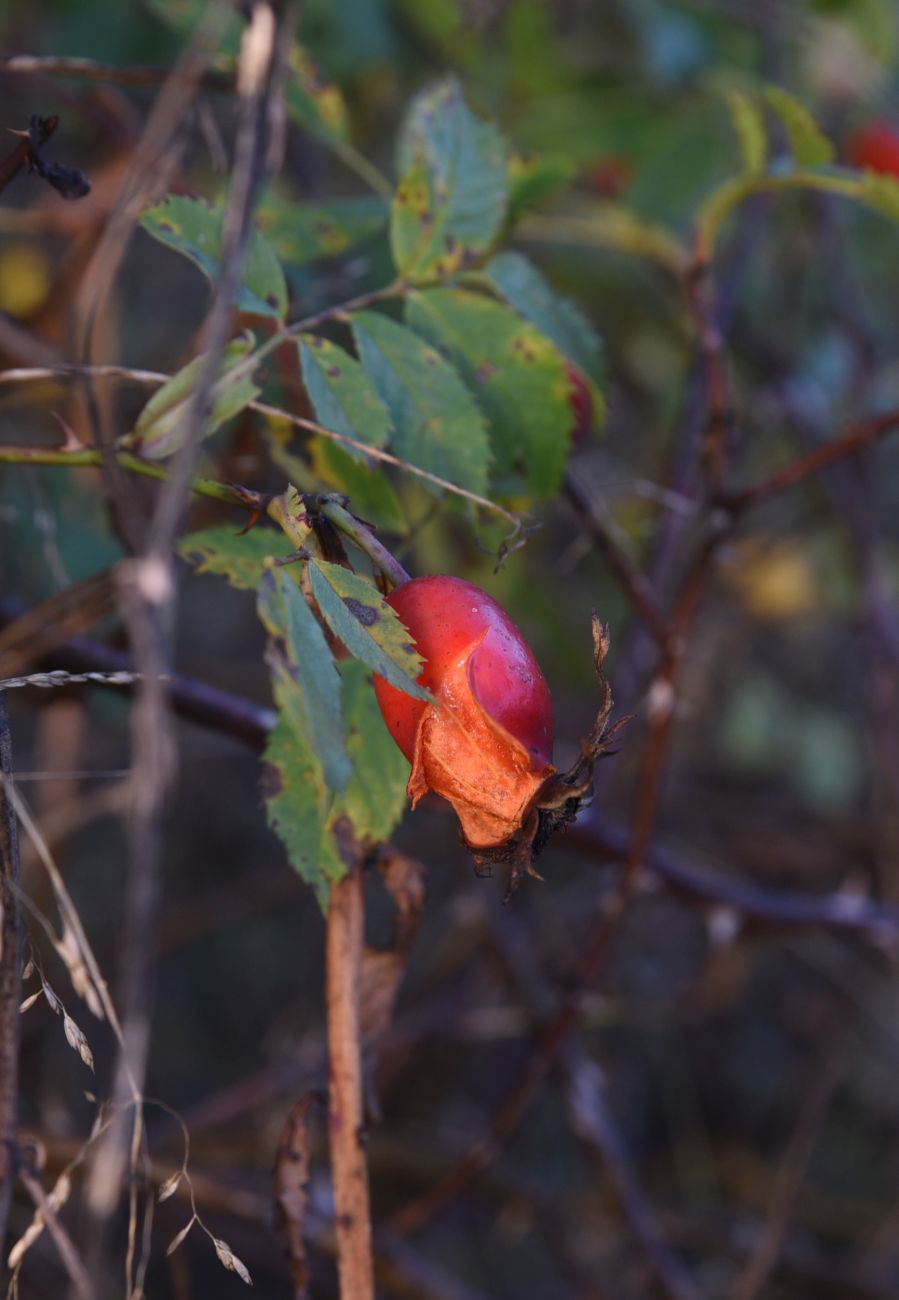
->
[0, 695, 21, 1250]
[566, 1048, 702, 1300]
[571, 812, 899, 939]
[15, 1161, 94, 1299]
[726, 407, 899, 513]
[326, 864, 374, 1300]
[563, 473, 670, 649]
[728, 1049, 845, 1300]
[0, 53, 231, 87]
[0, 363, 525, 530]
[0, 597, 275, 748]
[274, 1094, 318, 1299]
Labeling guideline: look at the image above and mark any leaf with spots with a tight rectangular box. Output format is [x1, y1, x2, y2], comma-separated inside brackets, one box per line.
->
[258, 569, 352, 795]
[257, 192, 387, 266]
[178, 525, 294, 590]
[298, 335, 392, 462]
[351, 310, 490, 496]
[327, 660, 410, 844]
[263, 714, 343, 909]
[140, 195, 288, 320]
[309, 559, 431, 701]
[285, 44, 349, 142]
[126, 332, 261, 461]
[482, 251, 605, 387]
[390, 76, 509, 280]
[406, 288, 571, 496]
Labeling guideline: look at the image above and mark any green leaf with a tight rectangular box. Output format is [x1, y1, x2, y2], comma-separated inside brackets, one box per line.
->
[265, 659, 412, 910]
[140, 195, 288, 320]
[308, 559, 431, 700]
[406, 288, 571, 495]
[268, 429, 407, 535]
[284, 44, 349, 141]
[506, 150, 573, 225]
[726, 90, 767, 176]
[178, 525, 292, 589]
[329, 659, 409, 842]
[298, 335, 392, 461]
[128, 333, 260, 461]
[257, 569, 351, 794]
[762, 87, 834, 168]
[390, 76, 509, 279]
[263, 715, 341, 910]
[351, 310, 490, 496]
[311, 441, 408, 536]
[256, 193, 387, 266]
[482, 251, 605, 386]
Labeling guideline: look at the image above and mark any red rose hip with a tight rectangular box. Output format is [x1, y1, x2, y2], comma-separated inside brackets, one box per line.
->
[374, 576, 555, 851]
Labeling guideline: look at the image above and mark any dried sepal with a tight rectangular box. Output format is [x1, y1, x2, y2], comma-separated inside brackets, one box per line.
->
[471, 613, 630, 899]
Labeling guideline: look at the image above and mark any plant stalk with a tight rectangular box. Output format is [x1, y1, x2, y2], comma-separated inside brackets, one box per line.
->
[325, 865, 374, 1300]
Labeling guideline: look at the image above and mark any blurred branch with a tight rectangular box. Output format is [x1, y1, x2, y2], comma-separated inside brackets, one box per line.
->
[728, 1048, 845, 1300]
[15, 1160, 93, 1299]
[726, 407, 899, 512]
[574, 813, 899, 938]
[0, 695, 21, 1249]
[0, 53, 232, 87]
[0, 597, 275, 748]
[563, 473, 670, 649]
[0, 443, 252, 506]
[565, 1047, 703, 1300]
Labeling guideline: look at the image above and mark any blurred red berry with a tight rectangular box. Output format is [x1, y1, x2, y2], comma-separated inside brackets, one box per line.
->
[585, 154, 633, 199]
[566, 362, 594, 444]
[847, 122, 899, 177]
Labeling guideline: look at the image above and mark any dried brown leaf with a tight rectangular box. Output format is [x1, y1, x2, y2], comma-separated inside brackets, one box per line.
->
[157, 1170, 182, 1204]
[360, 947, 406, 1055]
[274, 1094, 317, 1298]
[166, 1216, 196, 1258]
[377, 849, 427, 951]
[213, 1236, 252, 1285]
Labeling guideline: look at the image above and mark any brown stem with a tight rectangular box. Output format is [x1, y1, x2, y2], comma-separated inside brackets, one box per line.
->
[727, 407, 899, 512]
[0, 695, 21, 1249]
[326, 865, 374, 1300]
